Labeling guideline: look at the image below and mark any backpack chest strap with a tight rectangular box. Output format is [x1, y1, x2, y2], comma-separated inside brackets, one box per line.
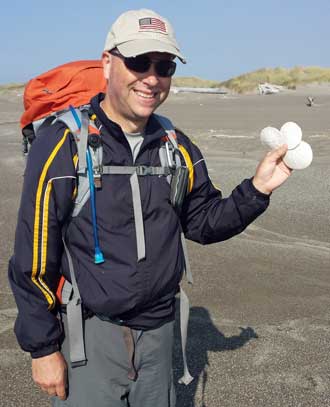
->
[101, 165, 171, 176]
[101, 165, 172, 261]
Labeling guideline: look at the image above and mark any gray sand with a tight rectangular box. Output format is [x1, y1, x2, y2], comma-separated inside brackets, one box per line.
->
[0, 86, 329, 406]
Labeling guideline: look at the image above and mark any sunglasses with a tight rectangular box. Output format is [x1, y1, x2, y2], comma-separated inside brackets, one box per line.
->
[110, 50, 176, 78]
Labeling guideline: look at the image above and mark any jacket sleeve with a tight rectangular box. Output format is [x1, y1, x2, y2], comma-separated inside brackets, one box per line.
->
[178, 135, 270, 244]
[8, 123, 77, 358]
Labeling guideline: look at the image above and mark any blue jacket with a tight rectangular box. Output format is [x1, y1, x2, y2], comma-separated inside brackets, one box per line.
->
[8, 93, 269, 358]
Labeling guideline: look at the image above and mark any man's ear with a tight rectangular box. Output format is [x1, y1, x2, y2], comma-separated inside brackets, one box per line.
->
[102, 51, 111, 80]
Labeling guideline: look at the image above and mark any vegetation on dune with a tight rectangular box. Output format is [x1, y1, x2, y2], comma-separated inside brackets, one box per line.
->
[172, 76, 221, 88]
[0, 83, 25, 91]
[219, 66, 330, 93]
[173, 67, 330, 93]
[0, 83, 25, 97]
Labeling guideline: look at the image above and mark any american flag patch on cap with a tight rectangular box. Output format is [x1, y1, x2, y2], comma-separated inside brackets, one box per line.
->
[139, 17, 167, 33]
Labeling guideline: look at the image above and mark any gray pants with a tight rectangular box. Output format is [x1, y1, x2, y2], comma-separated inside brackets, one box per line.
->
[52, 315, 176, 407]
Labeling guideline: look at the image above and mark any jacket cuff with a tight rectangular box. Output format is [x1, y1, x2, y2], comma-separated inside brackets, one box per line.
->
[247, 177, 271, 200]
[31, 342, 60, 359]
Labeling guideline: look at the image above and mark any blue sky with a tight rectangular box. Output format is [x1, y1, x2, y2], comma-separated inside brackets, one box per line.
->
[1, 0, 329, 84]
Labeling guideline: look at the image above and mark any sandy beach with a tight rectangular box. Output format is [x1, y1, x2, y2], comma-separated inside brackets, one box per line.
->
[0, 86, 329, 406]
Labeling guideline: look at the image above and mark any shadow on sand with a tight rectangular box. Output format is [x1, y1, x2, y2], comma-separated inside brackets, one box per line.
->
[173, 305, 258, 407]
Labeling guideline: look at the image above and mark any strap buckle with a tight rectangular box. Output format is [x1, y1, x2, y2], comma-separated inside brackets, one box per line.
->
[136, 165, 152, 176]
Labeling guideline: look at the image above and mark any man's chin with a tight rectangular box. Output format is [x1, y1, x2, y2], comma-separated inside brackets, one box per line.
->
[133, 106, 158, 120]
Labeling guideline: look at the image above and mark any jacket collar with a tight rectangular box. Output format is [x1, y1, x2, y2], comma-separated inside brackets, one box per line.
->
[90, 93, 166, 147]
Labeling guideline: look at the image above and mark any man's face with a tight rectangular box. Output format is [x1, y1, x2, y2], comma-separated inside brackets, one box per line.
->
[102, 50, 173, 131]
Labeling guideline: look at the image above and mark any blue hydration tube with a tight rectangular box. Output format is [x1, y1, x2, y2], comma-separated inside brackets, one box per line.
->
[86, 149, 104, 264]
[69, 106, 104, 264]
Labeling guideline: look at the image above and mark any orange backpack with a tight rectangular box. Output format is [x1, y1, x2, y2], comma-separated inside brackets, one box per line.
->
[20, 59, 106, 138]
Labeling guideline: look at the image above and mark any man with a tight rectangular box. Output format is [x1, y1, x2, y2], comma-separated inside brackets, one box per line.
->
[8, 8, 291, 407]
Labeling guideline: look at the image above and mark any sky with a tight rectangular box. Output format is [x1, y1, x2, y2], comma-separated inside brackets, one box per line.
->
[1, 0, 329, 84]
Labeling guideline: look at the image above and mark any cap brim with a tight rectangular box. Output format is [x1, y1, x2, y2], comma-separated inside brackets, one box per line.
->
[117, 39, 186, 64]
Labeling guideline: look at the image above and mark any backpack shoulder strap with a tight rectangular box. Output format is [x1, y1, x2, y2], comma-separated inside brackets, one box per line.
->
[155, 113, 194, 191]
[55, 107, 103, 218]
[155, 114, 181, 173]
[154, 113, 179, 149]
[154, 113, 175, 132]
[55, 108, 88, 172]
[155, 113, 194, 384]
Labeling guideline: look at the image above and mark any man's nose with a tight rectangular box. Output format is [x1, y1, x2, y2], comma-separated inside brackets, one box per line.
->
[142, 63, 160, 85]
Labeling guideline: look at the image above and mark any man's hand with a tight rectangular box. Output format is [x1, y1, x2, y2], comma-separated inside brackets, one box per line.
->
[32, 351, 67, 400]
[252, 144, 292, 195]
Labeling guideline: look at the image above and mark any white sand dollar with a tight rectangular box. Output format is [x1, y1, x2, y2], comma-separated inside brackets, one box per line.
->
[280, 122, 302, 150]
[283, 141, 313, 170]
[260, 127, 285, 149]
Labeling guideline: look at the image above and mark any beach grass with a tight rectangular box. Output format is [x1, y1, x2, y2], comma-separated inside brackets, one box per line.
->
[219, 66, 330, 93]
[0, 83, 25, 90]
[0, 83, 25, 96]
[172, 76, 221, 88]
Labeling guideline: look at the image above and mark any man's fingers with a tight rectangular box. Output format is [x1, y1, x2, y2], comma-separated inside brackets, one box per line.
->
[278, 160, 292, 176]
[40, 384, 66, 400]
[55, 372, 67, 400]
[55, 383, 67, 400]
[268, 144, 288, 161]
[40, 385, 56, 396]
[270, 145, 292, 175]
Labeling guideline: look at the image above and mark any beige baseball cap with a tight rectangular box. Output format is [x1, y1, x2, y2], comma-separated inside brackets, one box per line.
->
[104, 9, 186, 63]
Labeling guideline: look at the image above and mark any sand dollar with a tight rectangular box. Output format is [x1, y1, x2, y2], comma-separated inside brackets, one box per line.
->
[260, 126, 285, 149]
[280, 122, 302, 150]
[283, 141, 313, 170]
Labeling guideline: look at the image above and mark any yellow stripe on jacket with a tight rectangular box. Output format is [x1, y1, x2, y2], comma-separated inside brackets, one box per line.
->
[72, 153, 78, 199]
[32, 129, 70, 309]
[178, 144, 194, 193]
